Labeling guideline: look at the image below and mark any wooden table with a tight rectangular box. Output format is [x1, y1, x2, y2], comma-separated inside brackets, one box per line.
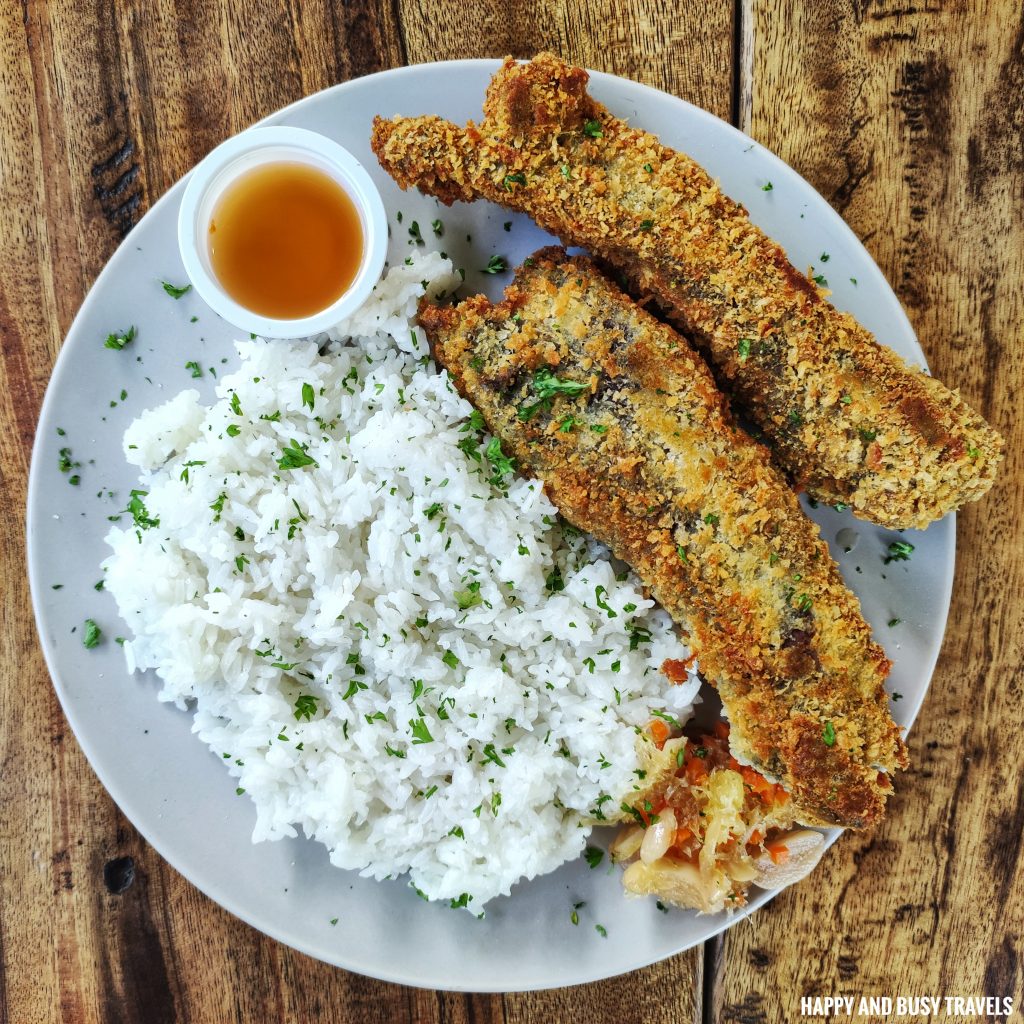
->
[3, 2, 1021, 1021]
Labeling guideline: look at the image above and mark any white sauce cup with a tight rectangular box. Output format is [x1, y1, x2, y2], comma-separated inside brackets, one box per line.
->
[177, 125, 387, 339]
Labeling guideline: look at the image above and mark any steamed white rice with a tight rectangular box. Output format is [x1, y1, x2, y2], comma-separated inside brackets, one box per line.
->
[104, 251, 699, 908]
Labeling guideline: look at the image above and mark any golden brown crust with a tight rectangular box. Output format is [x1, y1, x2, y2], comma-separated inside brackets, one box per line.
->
[419, 247, 907, 829]
[373, 52, 1004, 530]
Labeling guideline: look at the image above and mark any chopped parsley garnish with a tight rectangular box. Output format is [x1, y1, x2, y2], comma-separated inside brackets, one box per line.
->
[104, 326, 136, 350]
[58, 447, 78, 474]
[126, 489, 159, 530]
[485, 436, 515, 483]
[595, 924, 608, 938]
[820, 252, 830, 262]
[761, 181, 773, 192]
[409, 718, 434, 744]
[82, 619, 102, 649]
[583, 119, 603, 138]
[639, 219, 654, 231]
[560, 164, 571, 179]
[185, 360, 203, 378]
[884, 540, 915, 564]
[594, 585, 617, 618]
[650, 709, 681, 729]
[431, 218, 443, 236]
[584, 846, 604, 869]
[737, 338, 752, 361]
[812, 274, 828, 286]
[454, 581, 482, 609]
[225, 424, 241, 437]
[449, 892, 472, 909]
[482, 743, 506, 767]
[442, 649, 459, 669]
[822, 720, 836, 746]
[277, 439, 318, 470]
[859, 427, 878, 442]
[643, 163, 654, 173]
[704, 512, 720, 526]
[229, 393, 242, 416]
[518, 368, 592, 421]
[408, 220, 423, 244]
[795, 593, 813, 612]
[293, 694, 319, 721]
[482, 254, 507, 274]
[627, 623, 652, 651]
[502, 172, 527, 190]
[301, 382, 315, 411]
[424, 502, 442, 520]
[677, 545, 689, 563]
[162, 281, 192, 299]
[535, 368, 590, 400]
[179, 459, 206, 484]
[590, 424, 608, 434]
[888, 617, 902, 627]
[210, 492, 227, 521]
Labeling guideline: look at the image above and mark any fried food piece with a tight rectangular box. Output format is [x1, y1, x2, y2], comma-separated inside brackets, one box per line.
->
[418, 247, 907, 830]
[612, 723, 823, 913]
[373, 53, 1004, 530]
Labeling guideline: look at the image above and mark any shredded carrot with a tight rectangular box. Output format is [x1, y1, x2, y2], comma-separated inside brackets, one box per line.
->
[648, 718, 671, 748]
[684, 754, 709, 786]
[673, 827, 694, 848]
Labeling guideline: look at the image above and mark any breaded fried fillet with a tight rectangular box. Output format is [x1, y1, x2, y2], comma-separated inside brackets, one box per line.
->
[373, 53, 1003, 530]
[419, 248, 907, 829]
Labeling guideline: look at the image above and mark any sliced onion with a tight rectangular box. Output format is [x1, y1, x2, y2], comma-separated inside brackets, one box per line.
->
[609, 825, 645, 862]
[639, 808, 678, 864]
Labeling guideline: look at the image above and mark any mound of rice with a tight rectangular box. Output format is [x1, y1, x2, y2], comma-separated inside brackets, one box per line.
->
[104, 251, 699, 908]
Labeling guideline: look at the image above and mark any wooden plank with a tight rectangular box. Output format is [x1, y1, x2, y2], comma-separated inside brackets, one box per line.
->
[1, 3, 736, 1023]
[396, 0, 735, 120]
[713, 3, 1024, 1019]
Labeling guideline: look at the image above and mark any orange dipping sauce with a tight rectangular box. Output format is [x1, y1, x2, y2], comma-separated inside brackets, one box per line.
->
[208, 162, 363, 320]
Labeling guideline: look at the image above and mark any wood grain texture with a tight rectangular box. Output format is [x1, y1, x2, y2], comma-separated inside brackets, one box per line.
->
[3, 1, 1020, 1022]
[713, 2, 1024, 1021]
[0, 2, 732, 1022]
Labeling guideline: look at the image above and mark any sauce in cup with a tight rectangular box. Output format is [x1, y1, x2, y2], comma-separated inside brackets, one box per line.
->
[207, 162, 364, 320]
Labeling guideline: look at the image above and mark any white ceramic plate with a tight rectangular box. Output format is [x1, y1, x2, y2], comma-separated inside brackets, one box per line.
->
[27, 60, 953, 991]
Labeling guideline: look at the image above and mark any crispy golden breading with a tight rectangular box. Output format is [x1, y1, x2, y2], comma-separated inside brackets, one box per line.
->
[419, 248, 907, 830]
[373, 53, 1004, 530]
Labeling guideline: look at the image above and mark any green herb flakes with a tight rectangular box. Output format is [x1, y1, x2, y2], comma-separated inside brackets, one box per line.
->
[277, 439, 318, 470]
[293, 694, 319, 721]
[162, 281, 192, 299]
[104, 326, 136, 351]
[883, 539, 915, 564]
[82, 619, 102, 649]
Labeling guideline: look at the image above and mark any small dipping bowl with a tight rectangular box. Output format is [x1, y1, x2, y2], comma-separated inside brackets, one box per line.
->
[177, 126, 387, 338]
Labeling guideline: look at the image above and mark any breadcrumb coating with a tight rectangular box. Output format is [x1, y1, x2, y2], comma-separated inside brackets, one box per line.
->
[419, 248, 907, 829]
[373, 52, 1003, 530]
